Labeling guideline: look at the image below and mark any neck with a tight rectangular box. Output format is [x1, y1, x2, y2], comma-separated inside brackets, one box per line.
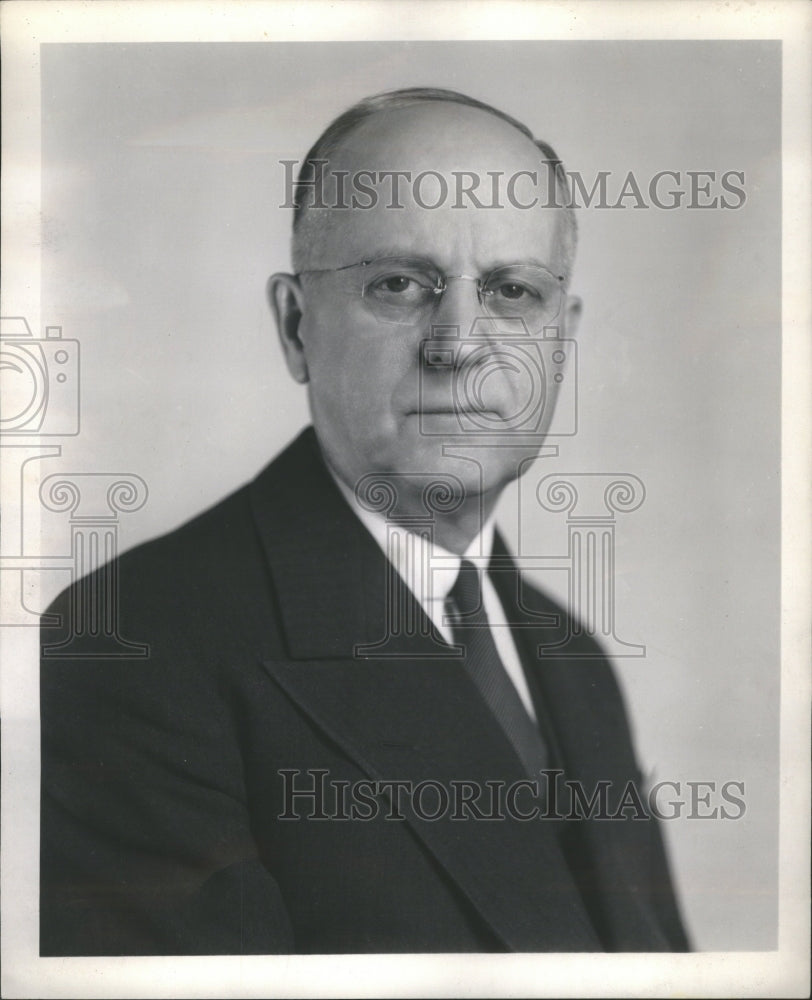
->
[319, 453, 503, 556]
[419, 499, 498, 554]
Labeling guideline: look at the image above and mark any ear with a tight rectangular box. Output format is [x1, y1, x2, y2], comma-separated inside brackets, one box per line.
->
[267, 272, 309, 384]
[561, 294, 582, 338]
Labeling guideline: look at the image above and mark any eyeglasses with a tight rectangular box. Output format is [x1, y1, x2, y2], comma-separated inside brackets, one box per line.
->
[297, 256, 566, 332]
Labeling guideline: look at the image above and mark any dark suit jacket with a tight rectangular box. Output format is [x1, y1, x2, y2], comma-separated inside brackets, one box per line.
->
[40, 427, 688, 955]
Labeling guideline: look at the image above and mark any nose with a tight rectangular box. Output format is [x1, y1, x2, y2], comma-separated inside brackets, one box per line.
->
[428, 275, 483, 341]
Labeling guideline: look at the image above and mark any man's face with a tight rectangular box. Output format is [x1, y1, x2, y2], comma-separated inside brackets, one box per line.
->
[274, 102, 580, 508]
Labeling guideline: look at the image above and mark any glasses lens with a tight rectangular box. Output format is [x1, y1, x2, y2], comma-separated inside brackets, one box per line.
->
[361, 258, 440, 324]
[481, 265, 563, 331]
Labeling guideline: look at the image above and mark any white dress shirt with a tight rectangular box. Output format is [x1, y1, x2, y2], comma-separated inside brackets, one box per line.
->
[332, 473, 538, 721]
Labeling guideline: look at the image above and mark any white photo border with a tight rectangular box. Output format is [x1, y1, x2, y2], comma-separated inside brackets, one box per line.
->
[1, 2, 809, 997]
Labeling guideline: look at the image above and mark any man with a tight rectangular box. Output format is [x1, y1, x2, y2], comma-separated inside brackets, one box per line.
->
[40, 88, 689, 954]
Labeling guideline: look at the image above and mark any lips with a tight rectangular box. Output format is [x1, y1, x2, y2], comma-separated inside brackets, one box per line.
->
[413, 395, 502, 417]
[409, 407, 502, 416]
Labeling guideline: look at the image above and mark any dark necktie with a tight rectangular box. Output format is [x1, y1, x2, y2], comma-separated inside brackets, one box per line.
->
[447, 559, 549, 778]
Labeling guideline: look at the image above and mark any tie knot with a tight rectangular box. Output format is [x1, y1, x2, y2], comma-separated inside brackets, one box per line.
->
[449, 559, 482, 617]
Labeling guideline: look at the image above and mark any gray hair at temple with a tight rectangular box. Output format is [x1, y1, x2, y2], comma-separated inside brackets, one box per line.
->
[290, 87, 578, 280]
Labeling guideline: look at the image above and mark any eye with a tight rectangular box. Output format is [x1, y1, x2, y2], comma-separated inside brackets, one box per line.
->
[380, 275, 414, 294]
[496, 281, 538, 302]
[366, 271, 434, 304]
[362, 259, 440, 313]
[497, 282, 528, 300]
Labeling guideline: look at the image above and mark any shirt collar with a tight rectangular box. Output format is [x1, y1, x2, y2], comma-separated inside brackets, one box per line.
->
[329, 466, 496, 609]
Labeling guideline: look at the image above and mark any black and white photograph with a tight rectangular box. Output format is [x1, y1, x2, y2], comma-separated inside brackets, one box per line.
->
[1, 2, 809, 997]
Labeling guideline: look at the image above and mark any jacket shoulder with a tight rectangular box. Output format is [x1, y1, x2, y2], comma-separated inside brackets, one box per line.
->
[41, 475, 277, 667]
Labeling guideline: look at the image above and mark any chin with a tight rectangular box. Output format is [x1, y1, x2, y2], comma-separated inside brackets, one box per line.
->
[369, 429, 536, 497]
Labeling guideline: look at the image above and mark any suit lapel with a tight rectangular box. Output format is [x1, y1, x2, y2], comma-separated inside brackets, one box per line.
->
[249, 430, 601, 950]
[262, 654, 601, 951]
[489, 537, 672, 950]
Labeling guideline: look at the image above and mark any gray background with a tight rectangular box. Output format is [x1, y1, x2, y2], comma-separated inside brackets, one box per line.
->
[37, 40, 781, 951]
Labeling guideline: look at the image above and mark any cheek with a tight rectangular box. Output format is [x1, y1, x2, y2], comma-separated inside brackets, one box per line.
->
[302, 338, 401, 433]
[302, 313, 414, 406]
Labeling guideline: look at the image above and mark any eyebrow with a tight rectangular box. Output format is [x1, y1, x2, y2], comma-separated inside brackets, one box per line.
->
[352, 246, 425, 262]
[486, 256, 554, 272]
[352, 251, 558, 273]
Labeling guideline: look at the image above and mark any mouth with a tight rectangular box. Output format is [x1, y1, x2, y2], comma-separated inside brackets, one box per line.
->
[408, 408, 503, 417]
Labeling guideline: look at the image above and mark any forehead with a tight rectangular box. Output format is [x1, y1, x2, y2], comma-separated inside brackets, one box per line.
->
[332, 102, 540, 173]
[310, 103, 566, 271]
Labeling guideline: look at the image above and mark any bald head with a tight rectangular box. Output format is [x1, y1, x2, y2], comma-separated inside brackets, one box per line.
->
[291, 88, 577, 279]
